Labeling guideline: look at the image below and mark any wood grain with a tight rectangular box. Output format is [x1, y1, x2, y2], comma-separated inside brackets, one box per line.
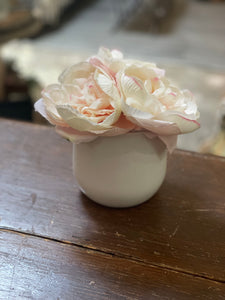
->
[1, 230, 225, 300]
[0, 119, 225, 284]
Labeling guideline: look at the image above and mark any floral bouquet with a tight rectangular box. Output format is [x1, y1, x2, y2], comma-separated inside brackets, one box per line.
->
[35, 47, 200, 207]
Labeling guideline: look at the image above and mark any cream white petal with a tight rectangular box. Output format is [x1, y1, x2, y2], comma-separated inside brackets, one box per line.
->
[122, 99, 153, 119]
[158, 111, 200, 133]
[43, 83, 69, 105]
[109, 61, 126, 73]
[182, 90, 199, 117]
[184, 100, 199, 117]
[121, 74, 147, 104]
[143, 95, 165, 115]
[59, 62, 94, 84]
[97, 47, 123, 62]
[97, 47, 111, 61]
[121, 77, 164, 116]
[34, 98, 49, 121]
[57, 104, 121, 132]
[152, 81, 166, 98]
[135, 118, 180, 136]
[42, 84, 70, 124]
[122, 99, 180, 135]
[35, 98, 68, 126]
[56, 105, 111, 131]
[101, 109, 121, 128]
[42, 98, 63, 120]
[123, 59, 157, 69]
[144, 79, 152, 94]
[63, 84, 82, 97]
[94, 71, 120, 102]
[111, 49, 123, 60]
[123, 65, 158, 82]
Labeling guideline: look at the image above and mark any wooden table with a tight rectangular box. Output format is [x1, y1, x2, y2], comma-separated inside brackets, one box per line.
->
[0, 119, 225, 299]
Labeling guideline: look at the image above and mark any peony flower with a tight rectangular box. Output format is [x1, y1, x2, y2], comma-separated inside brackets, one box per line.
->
[116, 59, 200, 150]
[35, 49, 134, 142]
[35, 47, 200, 151]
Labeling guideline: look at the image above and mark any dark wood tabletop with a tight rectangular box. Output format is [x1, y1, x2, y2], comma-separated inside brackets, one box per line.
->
[0, 118, 225, 300]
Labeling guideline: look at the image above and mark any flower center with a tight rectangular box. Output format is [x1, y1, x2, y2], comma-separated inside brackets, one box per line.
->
[70, 76, 114, 123]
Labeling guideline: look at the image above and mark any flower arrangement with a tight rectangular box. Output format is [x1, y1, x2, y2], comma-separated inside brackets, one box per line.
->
[35, 47, 200, 152]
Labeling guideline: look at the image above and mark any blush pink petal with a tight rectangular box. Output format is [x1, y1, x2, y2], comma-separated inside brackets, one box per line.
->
[180, 115, 200, 127]
[56, 126, 97, 143]
[99, 127, 132, 137]
[152, 67, 166, 77]
[142, 132, 177, 153]
[89, 57, 116, 80]
[125, 112, 181, 136]
[158, 111, 200, 133]
[130, 76, 143, 89]
[113, 114, 136, 130]
[136, 118, 181, 136]
[158, 135, 178, 153]
[121, 100, 181, 136]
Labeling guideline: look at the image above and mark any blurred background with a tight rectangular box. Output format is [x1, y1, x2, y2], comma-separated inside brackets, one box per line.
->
[0, 0, 225, 156]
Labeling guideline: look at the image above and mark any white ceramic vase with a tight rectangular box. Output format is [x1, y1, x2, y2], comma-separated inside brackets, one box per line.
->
[73, 132, 167, 208]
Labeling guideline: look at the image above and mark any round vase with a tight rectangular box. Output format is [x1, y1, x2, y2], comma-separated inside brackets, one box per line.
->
[73, 132, 167, 208]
